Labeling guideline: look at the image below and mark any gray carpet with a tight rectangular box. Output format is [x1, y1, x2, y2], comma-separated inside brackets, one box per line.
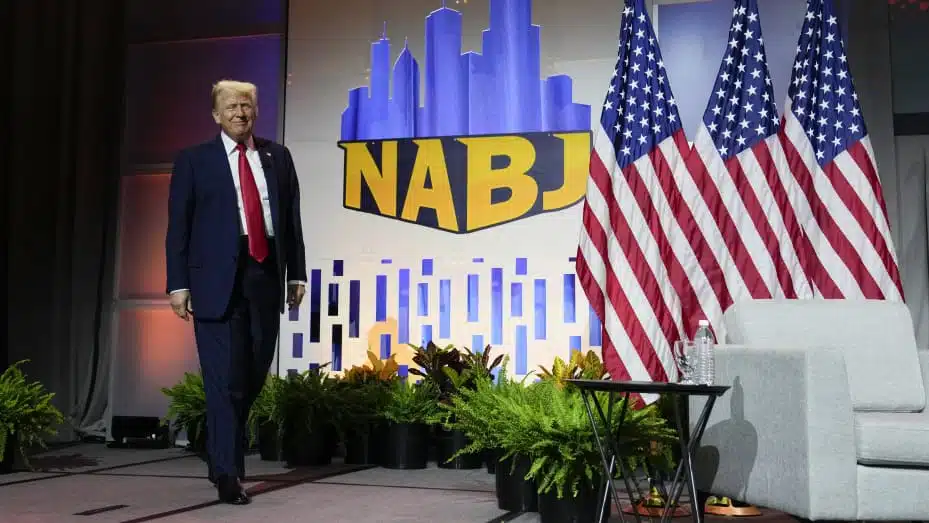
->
[316, 463, 496, 493]
[154, 482, 505, 523]
[0, 444, 511, 522]
[0, 443, 798, 522]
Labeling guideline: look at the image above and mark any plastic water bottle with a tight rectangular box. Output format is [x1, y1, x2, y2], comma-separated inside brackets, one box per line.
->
[693, 319, 715, 385]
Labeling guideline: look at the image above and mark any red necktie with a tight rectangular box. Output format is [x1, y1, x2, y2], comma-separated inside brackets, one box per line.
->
[236, 143, 269, 262]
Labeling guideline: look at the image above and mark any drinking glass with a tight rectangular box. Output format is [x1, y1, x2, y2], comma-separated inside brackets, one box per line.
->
[673, 340, 696, 384]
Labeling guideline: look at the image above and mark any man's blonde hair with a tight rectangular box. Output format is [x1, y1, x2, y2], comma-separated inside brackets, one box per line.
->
[211, 80, 258, 110]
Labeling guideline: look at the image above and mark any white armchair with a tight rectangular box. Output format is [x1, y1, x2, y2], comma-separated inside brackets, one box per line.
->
[691, 299, 929, 521]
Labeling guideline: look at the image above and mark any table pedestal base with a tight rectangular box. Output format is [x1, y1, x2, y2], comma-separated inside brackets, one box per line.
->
[704, 497, 762, 517]
[622, 501, 693, 518]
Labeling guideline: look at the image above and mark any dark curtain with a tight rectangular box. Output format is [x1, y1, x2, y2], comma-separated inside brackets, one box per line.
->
[6, 0, 126, 438]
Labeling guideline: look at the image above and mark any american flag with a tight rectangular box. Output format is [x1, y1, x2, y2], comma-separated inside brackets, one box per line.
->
[778, 0, 904, 300]
[680, 0, 816, 335]
[576, 0, 695, 391]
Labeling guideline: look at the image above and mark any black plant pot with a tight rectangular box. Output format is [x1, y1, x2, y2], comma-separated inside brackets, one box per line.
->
[344, 421, 384, 465]
[1, 432, 16, 474]
[538, 481, 611, 523]
[436, 428, 483, 469]
[187, 423, 207, 455]
[495, 454, 539, 512]
[485, 448, 499, 474]
[282, 426, 336, 467]
[258, 421, 282, 461]
[383, 422, 429, 469]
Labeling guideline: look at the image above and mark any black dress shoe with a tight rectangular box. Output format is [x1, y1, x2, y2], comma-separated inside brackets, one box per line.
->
[216, 474, 250, 505]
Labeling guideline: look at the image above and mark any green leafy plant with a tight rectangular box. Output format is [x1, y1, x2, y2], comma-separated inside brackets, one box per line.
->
[0, 360, 65, 468]
[407, 341, 467, 399]
[275, 365, 344, 441]
[460, 345, 505, 382]
[342, 350, 401, 384]
[246, 373, 285, 445]
[438, 356, 530, 455]
[382, 379, 441, 425]
[326, 351, 399, 440]
[336, 375, 393, 438]
[491, 377, 675, 500]
[160, 371, 207, 446]
[537, 349, 607, 388]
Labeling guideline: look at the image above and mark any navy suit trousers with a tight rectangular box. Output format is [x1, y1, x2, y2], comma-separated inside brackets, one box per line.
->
[193, 238, 280, 479]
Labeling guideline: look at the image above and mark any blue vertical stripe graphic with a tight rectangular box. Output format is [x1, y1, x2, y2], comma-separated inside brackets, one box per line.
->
[375, 275, 387, 322]
[534, 279, 547, 340]
[515, 325, 528, 375]
[398, 268, 410, 343]
[349, 280, 361, 338]
[292, 256, 607, 375]
[331, 325, 343, 371]
[439, 279, 451, 338]
[309, 362, 319, 371]
[398, 365, 409, 381]
[589, 305, 602, 346]
[380, 333, 391, 359]
[563, 274, 576, 323]
[417, 282, 429, 316]
[309, 269, 322, 343]
[511, 282, 523, 317]
[491, 268, 503, 345]
[328, 283, 339, 316]
[569, 335, 582, 357]
[467, 274, 479, 322]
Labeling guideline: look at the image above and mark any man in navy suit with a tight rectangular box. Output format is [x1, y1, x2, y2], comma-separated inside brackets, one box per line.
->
[165, 80, 306, 505]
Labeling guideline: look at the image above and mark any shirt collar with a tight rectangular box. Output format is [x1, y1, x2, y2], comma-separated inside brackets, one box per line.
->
[220, 132, 255, 156]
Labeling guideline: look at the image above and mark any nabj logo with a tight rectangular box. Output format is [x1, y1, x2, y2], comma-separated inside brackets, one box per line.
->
[338, 0, 592, 233]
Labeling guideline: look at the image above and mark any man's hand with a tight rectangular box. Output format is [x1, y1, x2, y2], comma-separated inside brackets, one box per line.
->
[169, 290, 193, 321]
[287, 283, 305, 310]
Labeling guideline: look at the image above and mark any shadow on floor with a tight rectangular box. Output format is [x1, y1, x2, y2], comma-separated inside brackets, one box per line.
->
[21, 453, 101, 471]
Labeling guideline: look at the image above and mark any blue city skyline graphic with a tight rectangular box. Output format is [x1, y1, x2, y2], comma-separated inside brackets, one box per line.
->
[340, 0, 591, 141]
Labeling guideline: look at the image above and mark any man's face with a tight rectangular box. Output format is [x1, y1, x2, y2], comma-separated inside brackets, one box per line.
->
[212, 91, 256, 141]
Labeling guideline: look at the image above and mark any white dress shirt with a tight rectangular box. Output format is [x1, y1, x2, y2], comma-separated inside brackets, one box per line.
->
[220, 132, 275, 237]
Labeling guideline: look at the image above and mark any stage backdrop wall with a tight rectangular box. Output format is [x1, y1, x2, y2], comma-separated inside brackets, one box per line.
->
[279, 0, 822, 377]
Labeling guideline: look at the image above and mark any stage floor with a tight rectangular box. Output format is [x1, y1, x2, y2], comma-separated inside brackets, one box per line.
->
[0, 443, 798, 522]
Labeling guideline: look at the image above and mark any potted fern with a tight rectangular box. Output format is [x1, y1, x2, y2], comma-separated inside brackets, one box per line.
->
[434, 345, 506, 470]
[276, 365, 343, 466]
[247, 373, 285, 461]
[461, 345, 506, 473]
[160, 371, 207, 454]
[381, 379, 441, 469]
[0, 360, 65, 473]
[440, 359, 541, 513]
[337, 350, 399, 465]
[497, 351, 676, 523]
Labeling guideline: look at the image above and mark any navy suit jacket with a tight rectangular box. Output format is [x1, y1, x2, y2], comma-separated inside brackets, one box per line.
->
[165, 135, 307, 320]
